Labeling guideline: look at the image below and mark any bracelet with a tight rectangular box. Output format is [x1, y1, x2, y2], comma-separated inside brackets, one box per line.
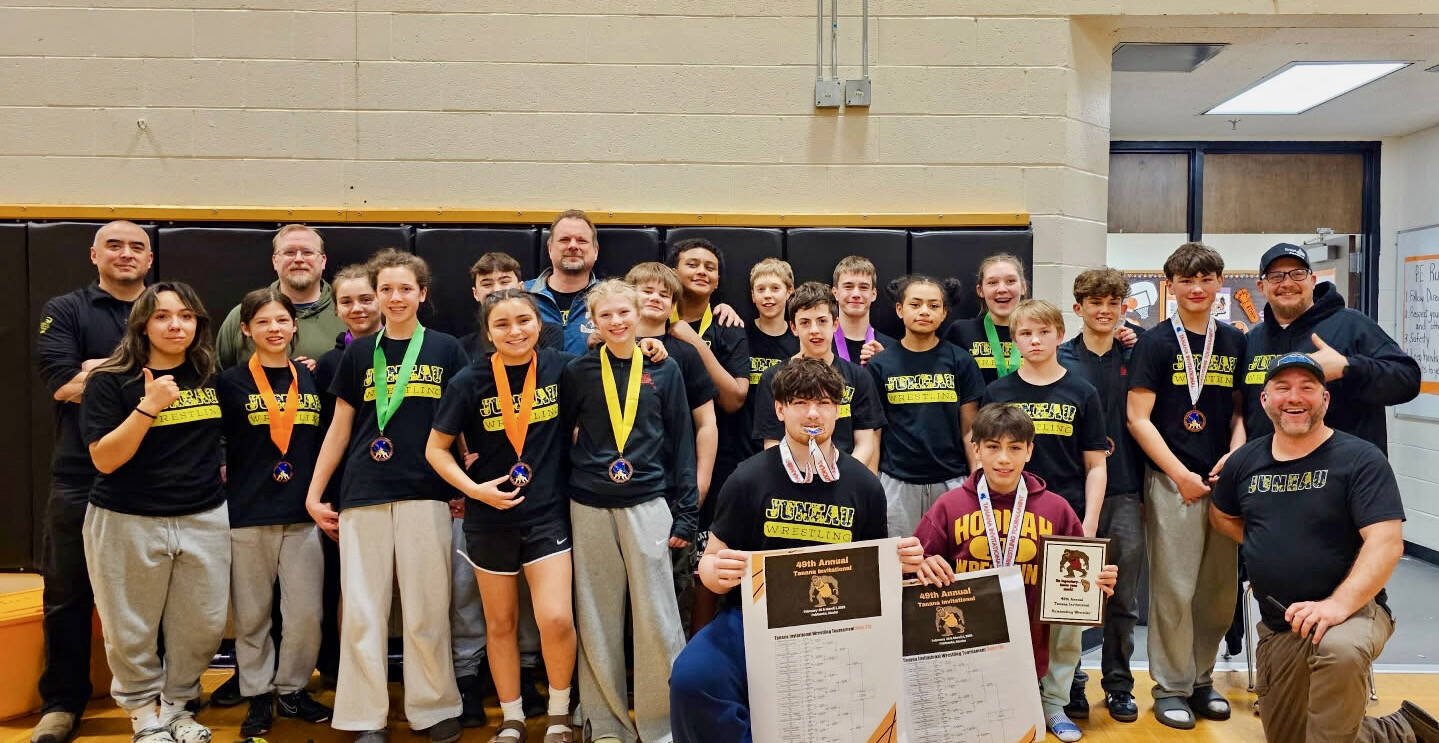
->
[134, 406, 157, 419]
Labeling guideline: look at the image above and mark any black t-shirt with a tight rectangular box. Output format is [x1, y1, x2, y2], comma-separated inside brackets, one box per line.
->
[433, 349, 570, 528]
[561, 349, 700, 541]
[867, 340, 986, 483]
[1211, 431, 1405, 632]
[1128, 321, 1245, 476]
[747, 325, 799, 387]
[710, 447, 888, 610]
[329, 329, 469, 509]
[551, 289, 581, 320]
[751, 356, 886, 453]
[640, 335, 718, 412]
[835, 328, 898, 366]
[945, 317, 1016, 386]
[697, 322, 752, 474]
[81, 362, 224, 516]
[980, 371, 1107, 518]
[313, 330, 353, 505]
[218, 363, 324, 527]
[1058, 334, 1144, 496]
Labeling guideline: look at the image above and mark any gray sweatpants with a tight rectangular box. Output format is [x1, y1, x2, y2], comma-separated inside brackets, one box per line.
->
[334, 500, 462, 731]
[83, 503, 231, 710]
[571, 498, 685, 743]
[879, 473, 965, 539]
[231, 522, 324, 697]
[1143, 467, 1238, 699]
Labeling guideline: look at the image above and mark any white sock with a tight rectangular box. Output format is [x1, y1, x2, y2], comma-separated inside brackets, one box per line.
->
[496, 698, 524, 740]
[547, 686, 571, 718]
[128, 702, 160, 734]
[158, 698, 188, 724]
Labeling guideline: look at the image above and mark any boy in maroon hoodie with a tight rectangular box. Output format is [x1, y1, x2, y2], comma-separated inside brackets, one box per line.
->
[915, 403, 1117, 742]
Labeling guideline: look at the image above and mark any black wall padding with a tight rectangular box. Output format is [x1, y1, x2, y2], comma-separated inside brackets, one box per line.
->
[785, 228, 909, 339]
[1, 225, 32, 568]
[157, 227, 276, 328]
[311, 226, 414, 278]
[911, 229, 1034, 322]
[415, 227, 539, 339]
[665, 227, 784, 322]
[540, 227, 662, 283]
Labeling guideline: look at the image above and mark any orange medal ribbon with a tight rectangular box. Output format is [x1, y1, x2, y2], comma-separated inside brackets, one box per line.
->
[491, 351, 538, 461]
[248, 353, 300, 456]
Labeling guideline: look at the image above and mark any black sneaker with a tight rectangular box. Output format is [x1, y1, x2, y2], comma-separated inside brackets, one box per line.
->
[1105, 691, 1139, 723]
[1063, 683, 1089, 719]
[425, 717, 461, 743]
[277, 689, 333, 724]
[520, 667, 548, 719]
[240, 693, 274, 738]
[455, 675, 489, 728]
[208, 673, 243, 708]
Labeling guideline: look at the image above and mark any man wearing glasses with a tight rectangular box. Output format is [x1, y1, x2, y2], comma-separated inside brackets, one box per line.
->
[1238, 243, 1419, 452]
[216, 224, 349, 369]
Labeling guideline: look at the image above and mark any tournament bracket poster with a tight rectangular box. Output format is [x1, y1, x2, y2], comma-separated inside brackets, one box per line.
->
[742, 538, 903, 743]
[900, 566, 1045, 743]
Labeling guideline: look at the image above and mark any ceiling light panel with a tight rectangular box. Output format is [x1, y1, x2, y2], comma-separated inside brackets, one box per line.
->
[1205, 61, 1411, 115]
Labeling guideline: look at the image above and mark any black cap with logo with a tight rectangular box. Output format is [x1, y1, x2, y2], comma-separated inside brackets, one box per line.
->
[1259, 243, 1312, 274]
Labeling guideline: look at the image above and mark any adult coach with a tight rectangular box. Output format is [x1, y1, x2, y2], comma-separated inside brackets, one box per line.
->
[31, 220, 153, 743]
[215, 224, 348, 368]
[1210, 352, 1438, 743]
[525, 210, 600, 355]
[1240, 243, 1419, 452]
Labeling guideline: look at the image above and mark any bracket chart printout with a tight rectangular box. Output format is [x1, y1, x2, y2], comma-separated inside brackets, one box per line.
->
[900, 566, 1045, 743]
[742, 537, 903, 743]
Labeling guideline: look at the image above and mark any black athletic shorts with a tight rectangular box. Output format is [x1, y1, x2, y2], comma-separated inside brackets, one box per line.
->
[462, 517, 571, 574]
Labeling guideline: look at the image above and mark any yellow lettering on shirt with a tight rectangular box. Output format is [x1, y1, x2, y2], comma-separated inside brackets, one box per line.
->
[244, 392, 324, 427]
[952, 505, 1055, 587]
[152, 387, 222, 427]
[762, 497, 857, 544]
[362, 363, 448, 402]
[750, 357, 784, 385]
[884, 373, 957, 404]
[1168, 354, 1237, 388]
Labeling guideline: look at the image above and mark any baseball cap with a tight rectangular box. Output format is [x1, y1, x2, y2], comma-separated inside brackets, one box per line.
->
[1259, 243, 1312, 274]
[1264, 352, 1324, 384]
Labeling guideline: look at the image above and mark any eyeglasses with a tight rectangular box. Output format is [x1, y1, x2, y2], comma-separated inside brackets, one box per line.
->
[277, 248, 322, 260]
[1263, 268, 1311, 284]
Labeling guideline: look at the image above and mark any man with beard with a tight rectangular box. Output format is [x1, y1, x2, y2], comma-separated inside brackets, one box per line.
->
[1239, 243, 1418, 453]
[525, 209, 601, 355]
[1210, 353, 1438, 743]
[32, 220, 153, 743]
[216, 224, 348, 368]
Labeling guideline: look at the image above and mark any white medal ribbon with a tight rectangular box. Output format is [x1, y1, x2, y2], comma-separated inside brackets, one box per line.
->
[976, 474, 1028, 568]
[779, 429, 840, 484]
[1171, 315, 1216, 409]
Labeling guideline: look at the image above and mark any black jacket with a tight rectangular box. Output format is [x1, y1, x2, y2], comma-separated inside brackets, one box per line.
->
[1240, 282, 1419, 453]
[1058, 331, 1144, 496]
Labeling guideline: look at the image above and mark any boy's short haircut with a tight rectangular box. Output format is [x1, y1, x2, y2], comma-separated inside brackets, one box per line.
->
[749, 257, 795, 289]
[1009, 298, 1065, 335]
[970, 403, 1036, 445]
[1072, 268, 1130, 303]
[624, 262, 683, 303]
[786, 281, 839, 323]
[549, 209, 598, 245]
[666, 237, 726, 279]
[584, 278, 640, 317]
[832, 255, 878, 286]
[771, 357, 845, 405]
[468, 251, 522, 283]
[1163, 242, 1225, 281]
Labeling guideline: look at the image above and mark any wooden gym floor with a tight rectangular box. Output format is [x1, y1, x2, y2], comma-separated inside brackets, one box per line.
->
[4, 667, 1439, 742]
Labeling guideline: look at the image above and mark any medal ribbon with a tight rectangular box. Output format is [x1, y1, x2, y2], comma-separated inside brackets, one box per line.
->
[670, 303, 713, 339]
[833, 325, 875, 362]
[600, 344, 644, 456]
[778, 432, 840, 483]
[372, 325, 426, 433]
[1170, 315, 1216, 409]
[247, 354, 299, 456]
[976, 474, 1029, 568]
[983, 313, 1022, 378]
[492, 351, 538, 461]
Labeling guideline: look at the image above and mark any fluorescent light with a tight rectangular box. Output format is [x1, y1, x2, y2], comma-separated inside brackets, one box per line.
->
[1205, 61, 1410, 115]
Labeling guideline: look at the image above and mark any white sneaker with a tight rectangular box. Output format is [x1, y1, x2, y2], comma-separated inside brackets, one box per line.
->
[162, 712, 211, 743]
[132, 728, 177, 743]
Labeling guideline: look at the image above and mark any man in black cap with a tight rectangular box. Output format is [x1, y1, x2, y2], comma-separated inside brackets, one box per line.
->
[1210, 352, 1437, 743]
[1239, 243, 1419, 452]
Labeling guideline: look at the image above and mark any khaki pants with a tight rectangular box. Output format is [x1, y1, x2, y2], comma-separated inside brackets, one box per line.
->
[1256, 601, 1414, 743]
[333, 500, 462, 731]
[1143, 467, 1237, 699]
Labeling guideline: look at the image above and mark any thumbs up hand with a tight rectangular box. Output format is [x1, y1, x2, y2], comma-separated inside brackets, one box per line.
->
[1309, 333, 1349, 381]
[140, 367, 181, 414]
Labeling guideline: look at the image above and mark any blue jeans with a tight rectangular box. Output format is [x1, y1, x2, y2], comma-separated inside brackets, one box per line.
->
[670, 607, 749, 743]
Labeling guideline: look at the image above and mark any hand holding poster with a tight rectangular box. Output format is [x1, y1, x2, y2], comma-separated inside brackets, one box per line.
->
[742, 537, 903, 743]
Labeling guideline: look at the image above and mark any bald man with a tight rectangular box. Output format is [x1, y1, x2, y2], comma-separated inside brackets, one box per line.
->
[32, 220, 153, 743]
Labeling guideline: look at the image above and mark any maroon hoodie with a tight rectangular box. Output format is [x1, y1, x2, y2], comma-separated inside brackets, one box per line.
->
[914, 469, 1083, 677]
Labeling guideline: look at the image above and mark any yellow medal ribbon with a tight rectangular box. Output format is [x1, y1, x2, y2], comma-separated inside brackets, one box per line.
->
[669, 303, 713, 339]
[600, 344, 644, 456]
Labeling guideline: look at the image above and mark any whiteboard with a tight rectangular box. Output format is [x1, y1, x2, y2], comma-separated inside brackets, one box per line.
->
[1395, 223, 1439, 421]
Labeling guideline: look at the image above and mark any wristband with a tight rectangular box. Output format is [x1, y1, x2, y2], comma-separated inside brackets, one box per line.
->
[134, 406, 157, 419]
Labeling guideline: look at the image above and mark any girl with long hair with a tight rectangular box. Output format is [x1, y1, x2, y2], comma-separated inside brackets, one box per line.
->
[944, 253, 1030, 386]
